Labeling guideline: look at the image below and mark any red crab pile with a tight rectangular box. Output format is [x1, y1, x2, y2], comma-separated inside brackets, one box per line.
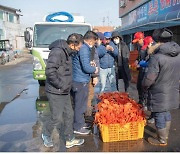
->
[94, 92, 145, 126]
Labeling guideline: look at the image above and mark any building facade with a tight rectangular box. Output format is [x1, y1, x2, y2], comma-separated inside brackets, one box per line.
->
[93, 26, 115, 33]
[0, 5, 24, 50]
[118, 0, 180, 50]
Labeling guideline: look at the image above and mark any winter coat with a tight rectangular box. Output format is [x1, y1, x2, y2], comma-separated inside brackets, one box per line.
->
[97, 41, 118, 69]
[45, 39, 73, 95]
[115, 41, 131, 82]
[142, 41, 180, 112]
[136, 44, 148, 62]
[90, 46, 100, 78]
[72, 42, 96, 83]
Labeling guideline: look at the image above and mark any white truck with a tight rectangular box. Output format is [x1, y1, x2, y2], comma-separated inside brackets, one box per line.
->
[24, 12, 92, 85]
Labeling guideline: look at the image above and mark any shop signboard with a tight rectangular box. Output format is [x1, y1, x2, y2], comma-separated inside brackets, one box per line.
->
[122, 0, 180, 29]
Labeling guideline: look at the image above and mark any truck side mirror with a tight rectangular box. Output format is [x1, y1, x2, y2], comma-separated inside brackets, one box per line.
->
[24, 30, 31, 42]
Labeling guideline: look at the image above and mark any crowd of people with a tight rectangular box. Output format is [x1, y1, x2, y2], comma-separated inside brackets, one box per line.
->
[41, 27, 180, 151]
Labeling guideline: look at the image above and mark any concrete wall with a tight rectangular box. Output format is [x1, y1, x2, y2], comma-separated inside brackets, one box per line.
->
[119, 0, 142, 17]
[3, 21, 25, 50]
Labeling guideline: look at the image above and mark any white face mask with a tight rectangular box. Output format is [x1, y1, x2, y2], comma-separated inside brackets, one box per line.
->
[113, 38, 120, 45]
[89, 44, 93, 48]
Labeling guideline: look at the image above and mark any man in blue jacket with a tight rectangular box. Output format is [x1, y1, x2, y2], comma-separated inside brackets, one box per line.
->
[72, 31, 98, 135]
[97, 32, 118, 92]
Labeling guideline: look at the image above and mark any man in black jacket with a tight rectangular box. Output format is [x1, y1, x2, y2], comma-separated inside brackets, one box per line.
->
[42, 33, 84, 151]
[142, 28, 180, 146]
[112, 31, 131, 92]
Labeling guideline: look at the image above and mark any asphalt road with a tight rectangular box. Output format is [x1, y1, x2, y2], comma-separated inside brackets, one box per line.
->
[0, 53, 179, 152]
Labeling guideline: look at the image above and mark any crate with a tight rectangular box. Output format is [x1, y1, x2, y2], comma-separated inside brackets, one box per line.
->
[99, 121, 145, 142]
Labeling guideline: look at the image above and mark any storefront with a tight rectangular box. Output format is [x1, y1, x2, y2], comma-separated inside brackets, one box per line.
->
[118, 0, 180, 48]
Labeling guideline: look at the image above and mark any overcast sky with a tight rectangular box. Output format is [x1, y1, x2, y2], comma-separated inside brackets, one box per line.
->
[0, 0, 121, 27]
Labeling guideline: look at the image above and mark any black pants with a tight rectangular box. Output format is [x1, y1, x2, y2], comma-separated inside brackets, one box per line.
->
[43, 92, 74, 150]
[71, 81, 89, 131]
[116, 67, 129, 92]
[137, 68, 145, 103]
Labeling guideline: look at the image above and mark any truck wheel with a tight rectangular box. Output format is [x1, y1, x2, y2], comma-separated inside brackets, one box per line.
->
[7, 56, 10, 62]
[38, 80, 45, 86]
[1, 58, 6, 65]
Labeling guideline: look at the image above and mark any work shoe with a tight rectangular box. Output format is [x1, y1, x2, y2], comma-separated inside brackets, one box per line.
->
[66, 138, 85, 148]
[74, 127, 91, 135]
[41, 133, 53, 148]
[83, 123, 91, 129]
[147, 117, 155, 124]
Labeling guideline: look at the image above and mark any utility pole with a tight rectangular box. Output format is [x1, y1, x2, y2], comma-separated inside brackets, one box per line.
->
[102, 17, 105, 26]
[107, 16, 109, 26]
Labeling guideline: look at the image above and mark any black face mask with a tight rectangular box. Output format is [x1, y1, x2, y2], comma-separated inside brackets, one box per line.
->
[69, 49, 78, 56]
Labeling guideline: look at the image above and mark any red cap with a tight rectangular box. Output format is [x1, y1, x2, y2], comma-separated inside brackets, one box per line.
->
[132, 32, 144, 43]
[142, 36, 153, 50]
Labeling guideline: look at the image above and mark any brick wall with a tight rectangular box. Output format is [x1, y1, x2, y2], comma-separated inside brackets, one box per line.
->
[93, 26, 115, 33]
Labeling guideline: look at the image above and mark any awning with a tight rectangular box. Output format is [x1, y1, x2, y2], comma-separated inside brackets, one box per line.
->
[119, 9, 180, 35]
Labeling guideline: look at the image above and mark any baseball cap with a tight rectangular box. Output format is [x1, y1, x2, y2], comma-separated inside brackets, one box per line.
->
[132, 32, 144, 43]
[160, 28, 173, 39]
[142, 36, 153, 50]
[104, 32, 112, 39]
[152, 28, 173, 42]
[96, 32, 104, 40]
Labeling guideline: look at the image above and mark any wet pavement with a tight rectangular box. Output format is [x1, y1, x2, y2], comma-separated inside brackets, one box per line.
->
[0, 54, 180, 152]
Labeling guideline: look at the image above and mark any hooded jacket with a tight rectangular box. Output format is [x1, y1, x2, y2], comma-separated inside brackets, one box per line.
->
[45, 39, 73, 95]
[72, 42, 96, 83]
[112, 31, 131, 87]
[114, 39, 131, 82]
[142, 41, 180, 112]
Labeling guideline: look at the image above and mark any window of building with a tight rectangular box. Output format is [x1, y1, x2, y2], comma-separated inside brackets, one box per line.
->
[8, 13, 14, 23]
[0, 29, 4, 39]
[0, 10, 3, 20]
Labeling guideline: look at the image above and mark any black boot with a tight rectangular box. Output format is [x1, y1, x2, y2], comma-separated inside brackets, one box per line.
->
[166, 121, 171, 139]
[148, 128, 167, 146]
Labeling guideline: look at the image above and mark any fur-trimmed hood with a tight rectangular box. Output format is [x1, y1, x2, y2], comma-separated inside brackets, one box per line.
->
[148, 41, 180, 57]
[147, 43, 161, 55]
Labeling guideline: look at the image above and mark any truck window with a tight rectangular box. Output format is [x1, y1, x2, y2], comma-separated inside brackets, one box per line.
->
[33, 24, 90, 47]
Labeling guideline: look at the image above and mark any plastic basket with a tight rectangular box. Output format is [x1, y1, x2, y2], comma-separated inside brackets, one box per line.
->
[99, 120, 145, 142]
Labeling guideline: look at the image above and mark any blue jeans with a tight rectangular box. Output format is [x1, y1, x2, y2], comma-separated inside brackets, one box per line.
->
[153, 111, 171, 129]
[99, 66, 117, 93]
